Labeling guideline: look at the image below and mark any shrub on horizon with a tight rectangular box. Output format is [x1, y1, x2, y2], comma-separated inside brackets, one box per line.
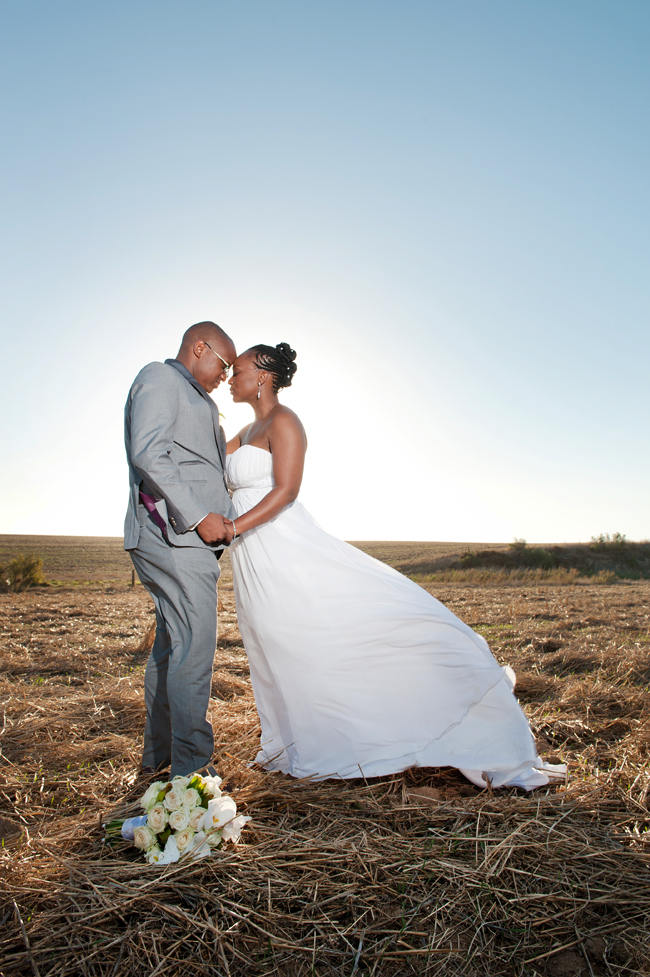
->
[0, 554, 47, 592]
[590, 532, 627, 549]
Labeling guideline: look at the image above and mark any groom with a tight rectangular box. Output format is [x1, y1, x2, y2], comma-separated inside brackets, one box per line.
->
[124, 321, 236, 778]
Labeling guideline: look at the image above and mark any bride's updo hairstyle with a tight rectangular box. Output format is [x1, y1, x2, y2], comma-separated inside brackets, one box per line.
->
[250, 342, 297, 392]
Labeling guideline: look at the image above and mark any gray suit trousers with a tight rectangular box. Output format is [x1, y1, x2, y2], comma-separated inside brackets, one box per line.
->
[130, 520, 221, 777]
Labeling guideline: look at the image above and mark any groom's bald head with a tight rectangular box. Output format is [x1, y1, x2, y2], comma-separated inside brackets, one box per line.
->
[177, 321, 236, 393]
[178, 321, 235, 358]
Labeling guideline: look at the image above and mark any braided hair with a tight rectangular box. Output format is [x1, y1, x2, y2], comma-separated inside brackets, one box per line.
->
[249, 342, 297, 393]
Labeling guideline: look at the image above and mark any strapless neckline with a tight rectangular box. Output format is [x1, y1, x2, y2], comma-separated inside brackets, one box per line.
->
[228, 444, 272, 457]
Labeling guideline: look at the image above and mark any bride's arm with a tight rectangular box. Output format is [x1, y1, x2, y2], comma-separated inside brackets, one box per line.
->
[226, 412, 307, 535]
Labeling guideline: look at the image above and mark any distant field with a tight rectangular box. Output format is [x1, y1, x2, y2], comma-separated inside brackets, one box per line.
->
[350, 539, 509, 563]
[0, 535, 511, 587]
[361, 539, 650, 584]
[0, 535, 133, 585]
[352, 540, 510, 576]
[2, 535, 647, 589]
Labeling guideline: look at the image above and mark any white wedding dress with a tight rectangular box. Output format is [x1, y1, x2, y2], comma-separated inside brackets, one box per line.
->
[226, 445, 566, 790]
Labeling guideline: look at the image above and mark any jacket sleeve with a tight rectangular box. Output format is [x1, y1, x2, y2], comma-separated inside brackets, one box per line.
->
[127, 363, 207, 533]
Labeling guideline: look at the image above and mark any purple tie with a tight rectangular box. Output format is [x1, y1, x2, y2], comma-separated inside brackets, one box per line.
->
[139, 490, 169, 542]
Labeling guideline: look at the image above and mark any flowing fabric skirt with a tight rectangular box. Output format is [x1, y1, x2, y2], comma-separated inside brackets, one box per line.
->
[227, 446, 565, 790]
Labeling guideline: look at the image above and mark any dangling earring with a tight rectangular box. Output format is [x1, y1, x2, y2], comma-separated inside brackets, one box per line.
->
[257, 381, 262, 400]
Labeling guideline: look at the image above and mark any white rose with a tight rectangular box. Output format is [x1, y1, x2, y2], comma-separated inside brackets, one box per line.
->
[140, 781, 166, 811]
[201, 795, 237, 831]
[133, 824, 157, 851]
[145, 846, 163, 864]
[221, 815, 251, 845]
[203, 774, 223, 797]
[174, 826, 195, 853]
[168, 807, 190, 831]
[188, 806, 206, 831]
[172, 775, 190, 789]
[163, 787, 185, 811]
[183, 788, 201, 809]
[147, 803, 168, 834]
[206, 828, 223, 848]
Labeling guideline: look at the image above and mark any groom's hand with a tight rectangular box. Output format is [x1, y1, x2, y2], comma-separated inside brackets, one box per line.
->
[196, 512, 233, 545]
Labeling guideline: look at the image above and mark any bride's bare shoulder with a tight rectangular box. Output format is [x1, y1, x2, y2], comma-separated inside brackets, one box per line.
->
[269, 406, 307, 447]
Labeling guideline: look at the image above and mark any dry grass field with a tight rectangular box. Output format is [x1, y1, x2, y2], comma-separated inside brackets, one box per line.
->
[0, 536, 648, 976]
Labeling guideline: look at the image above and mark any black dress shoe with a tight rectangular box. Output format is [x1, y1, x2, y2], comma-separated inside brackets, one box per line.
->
[140, 763, 170, 778]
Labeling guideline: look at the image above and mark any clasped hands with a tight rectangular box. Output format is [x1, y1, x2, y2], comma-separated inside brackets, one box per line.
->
[196, 512, 235, 545]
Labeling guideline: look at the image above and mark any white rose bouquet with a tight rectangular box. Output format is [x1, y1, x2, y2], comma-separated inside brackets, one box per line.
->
[103, 772, 250, 864]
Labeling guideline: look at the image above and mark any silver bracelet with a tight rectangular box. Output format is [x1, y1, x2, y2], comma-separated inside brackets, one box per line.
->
[231, 520, 238, 539]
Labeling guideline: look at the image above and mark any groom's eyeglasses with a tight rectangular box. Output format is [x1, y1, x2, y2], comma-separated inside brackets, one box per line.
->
[203, 341, 232, 377]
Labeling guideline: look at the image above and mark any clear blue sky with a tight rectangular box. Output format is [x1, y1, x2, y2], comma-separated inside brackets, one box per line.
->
[1, 0, 648, 541]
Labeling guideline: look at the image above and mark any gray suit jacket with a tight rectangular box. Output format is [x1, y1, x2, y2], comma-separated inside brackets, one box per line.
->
[124, 358, 234, 550]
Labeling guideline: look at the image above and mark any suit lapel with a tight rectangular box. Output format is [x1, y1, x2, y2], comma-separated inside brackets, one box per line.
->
[165, 359, 226, 467]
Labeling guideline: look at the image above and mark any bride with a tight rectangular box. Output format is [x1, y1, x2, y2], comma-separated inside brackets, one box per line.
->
[224, 343, 565, 790]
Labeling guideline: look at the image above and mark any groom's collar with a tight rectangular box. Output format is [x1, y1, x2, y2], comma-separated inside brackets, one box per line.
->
[165, 358, 215, 401]
[165, 357, 199, 387]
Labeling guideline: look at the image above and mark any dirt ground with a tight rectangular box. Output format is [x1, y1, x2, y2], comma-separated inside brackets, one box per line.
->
[0, 543, 648, 976]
